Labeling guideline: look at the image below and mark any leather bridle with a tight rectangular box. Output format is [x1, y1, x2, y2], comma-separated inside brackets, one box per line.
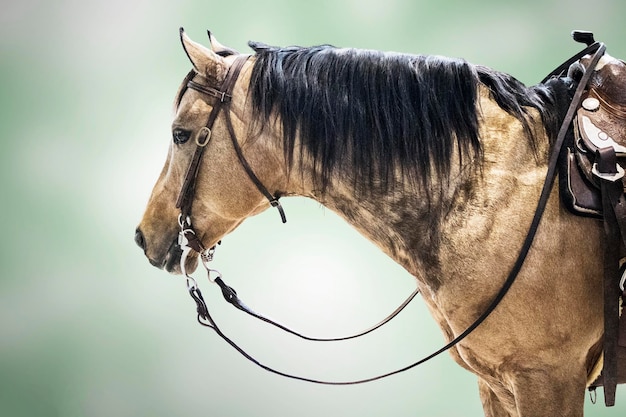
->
[175, 55, 286, 276]
[170, 37, 607, 385]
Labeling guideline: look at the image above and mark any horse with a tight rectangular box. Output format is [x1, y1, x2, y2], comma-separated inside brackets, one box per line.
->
[135, 29, 621, 416]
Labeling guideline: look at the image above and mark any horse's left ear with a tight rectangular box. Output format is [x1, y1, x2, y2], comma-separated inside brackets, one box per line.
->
[207, 30, 239, 57]
[179, 28, 227, 82]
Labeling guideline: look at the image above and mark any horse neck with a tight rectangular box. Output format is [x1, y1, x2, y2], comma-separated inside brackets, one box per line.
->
[322, 183, 451, 276]
[284, 144, 470, 278]
[283, 86, 553, 282]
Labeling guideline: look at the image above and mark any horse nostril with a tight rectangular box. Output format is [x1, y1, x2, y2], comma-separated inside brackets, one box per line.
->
[134, 227, 146, 250]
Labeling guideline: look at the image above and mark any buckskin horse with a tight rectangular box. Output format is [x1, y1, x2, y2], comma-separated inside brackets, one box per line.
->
[135, 29, 626, 416]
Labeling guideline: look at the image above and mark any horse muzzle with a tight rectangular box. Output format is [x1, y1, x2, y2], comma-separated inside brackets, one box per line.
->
[134, 227, 198, 274]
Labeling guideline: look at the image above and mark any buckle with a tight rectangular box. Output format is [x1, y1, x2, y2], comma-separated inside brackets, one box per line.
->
[592, 163, 625, 182]
[195, 127, 212, 147]
[219, 91, 231, 103]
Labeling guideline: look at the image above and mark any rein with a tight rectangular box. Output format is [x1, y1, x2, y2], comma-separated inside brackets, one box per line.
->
[175, 37, 606, 384]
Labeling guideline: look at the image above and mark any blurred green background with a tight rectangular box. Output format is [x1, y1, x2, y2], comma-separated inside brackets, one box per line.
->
[2, 0, 626, 416]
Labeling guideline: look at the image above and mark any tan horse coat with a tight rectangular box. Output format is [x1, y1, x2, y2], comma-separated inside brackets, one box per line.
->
[137, 32, 606, 416]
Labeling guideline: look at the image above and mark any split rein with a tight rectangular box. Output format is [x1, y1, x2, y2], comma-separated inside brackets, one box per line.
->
[173, 39, 606, 385]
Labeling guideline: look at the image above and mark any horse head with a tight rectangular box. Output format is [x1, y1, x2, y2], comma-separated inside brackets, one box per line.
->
[135, 30, 287, 274]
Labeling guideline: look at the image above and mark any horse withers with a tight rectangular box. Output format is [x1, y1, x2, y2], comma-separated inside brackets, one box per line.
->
[136, 29, 626, 416]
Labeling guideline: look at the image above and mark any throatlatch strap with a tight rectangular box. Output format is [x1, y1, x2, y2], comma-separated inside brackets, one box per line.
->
[223, 109, 287, 223]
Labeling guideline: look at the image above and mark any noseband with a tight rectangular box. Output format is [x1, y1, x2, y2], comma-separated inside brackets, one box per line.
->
[175, 55, 286, 276]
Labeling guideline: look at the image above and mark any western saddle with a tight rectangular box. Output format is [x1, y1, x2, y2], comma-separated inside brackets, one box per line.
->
[557, 32, 626, 406]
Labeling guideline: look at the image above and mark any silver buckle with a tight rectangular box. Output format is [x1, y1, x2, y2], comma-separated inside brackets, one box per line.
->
[592, 163, 625, 182]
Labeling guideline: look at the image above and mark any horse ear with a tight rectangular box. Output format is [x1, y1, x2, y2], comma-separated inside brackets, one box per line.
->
[179, 28, 226, 81]
[207, 30, 239, 56]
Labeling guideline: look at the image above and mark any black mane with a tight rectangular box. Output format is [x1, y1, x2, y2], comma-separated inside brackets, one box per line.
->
[247, 42, 565, 195]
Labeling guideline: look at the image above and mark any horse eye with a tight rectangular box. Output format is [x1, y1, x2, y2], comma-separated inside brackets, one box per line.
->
[172, 129, 191, 145]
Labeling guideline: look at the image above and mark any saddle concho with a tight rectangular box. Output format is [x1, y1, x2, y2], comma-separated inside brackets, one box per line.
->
[560, 54, 626, 218]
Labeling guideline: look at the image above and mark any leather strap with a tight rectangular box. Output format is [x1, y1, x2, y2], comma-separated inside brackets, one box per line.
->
[213, 276, 420, 341]
[187, 80, 233, 102]
[596, 146, 626, 406]
[223, 109, 287, 223]
[617, 290, 626, 348]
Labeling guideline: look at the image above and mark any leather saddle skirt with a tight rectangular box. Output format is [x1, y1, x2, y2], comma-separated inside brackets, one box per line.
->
[560, 55, 626, 218]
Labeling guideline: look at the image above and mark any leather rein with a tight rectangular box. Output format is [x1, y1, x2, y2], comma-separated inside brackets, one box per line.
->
[173, 40, 606, 385]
